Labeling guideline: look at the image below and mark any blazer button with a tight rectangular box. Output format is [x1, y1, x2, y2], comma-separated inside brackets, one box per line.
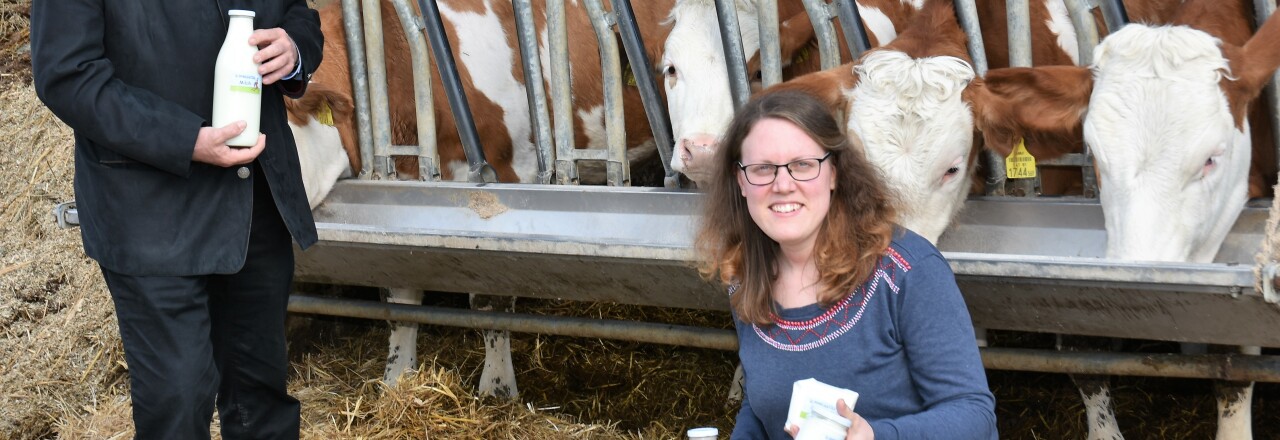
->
[237, 167, 250, 179]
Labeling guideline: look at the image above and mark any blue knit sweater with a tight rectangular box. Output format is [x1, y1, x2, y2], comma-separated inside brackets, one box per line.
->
[730, 229, 997, 439]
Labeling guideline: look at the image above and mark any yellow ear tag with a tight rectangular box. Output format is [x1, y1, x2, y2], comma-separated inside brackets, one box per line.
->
[623, 67, 637, 87]
[315, 101, 335, 127]
[1005, 138, 1037, 179]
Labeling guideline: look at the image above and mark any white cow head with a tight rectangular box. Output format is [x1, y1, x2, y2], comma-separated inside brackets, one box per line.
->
[848, 51, 977, 243]
[290, 117, 353, 210]
[972, 15, 1280, 264]
[661, 0, 762, 185]
[1086, 25, 1248, 262]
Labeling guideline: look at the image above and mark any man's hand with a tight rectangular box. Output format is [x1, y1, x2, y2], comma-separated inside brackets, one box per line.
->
[193, 121, 265, 167]
[249, 28, 298, 85]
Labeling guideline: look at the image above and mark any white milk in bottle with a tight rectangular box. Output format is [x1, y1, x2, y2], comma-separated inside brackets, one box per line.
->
[212, 9, 262, 147]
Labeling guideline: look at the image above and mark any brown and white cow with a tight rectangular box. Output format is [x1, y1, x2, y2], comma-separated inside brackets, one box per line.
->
[755, 0, 1084, 243]
[662, 0, 921, 184]
[968, 0, 1280, 438]
[286, 0, 680, 393]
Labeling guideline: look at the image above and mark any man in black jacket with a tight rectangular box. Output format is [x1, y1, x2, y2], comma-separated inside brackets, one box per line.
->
[31, 1, 322, 438]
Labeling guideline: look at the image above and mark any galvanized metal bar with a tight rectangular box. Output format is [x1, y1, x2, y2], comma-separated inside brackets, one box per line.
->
[549, 0, 579, 184]
[361, 0, 394, 179]
[955, 0, 1005, 195]
[388, 0, 440, 181]
[1061, 0, 1097, 65]
[289, 294, 739, 350]
[1098, 0, 1128, 32]
[757, 0, 783, 88]
[417, 0, 498, 183]
[1006, 0, 1032, 68]
[287, 295, 1280, 382]
[1256, 0, 1280, 176]
[955, 0, 988, 76]
[835, 0, 872, 59]
[1005, 0, 1041, 197]
[342, 0, 375, 179]
[801, 0, 841, 70]
[713, 0, 751, 110]
[613, 0, 679, 187]
[1062, 0, 1100, 197]
[584, 0, 630, 187]
[512, 0, 555, 185]
[982, 348, 1280, 383]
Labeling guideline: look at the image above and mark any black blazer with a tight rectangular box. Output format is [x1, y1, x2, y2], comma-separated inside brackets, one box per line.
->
[31, 0, 323, 276]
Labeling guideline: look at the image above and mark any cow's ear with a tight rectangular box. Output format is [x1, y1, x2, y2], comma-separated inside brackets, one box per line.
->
[966, 66, 1092, 158]
[778, 11, 816, 65]
[1225, 12, 1280, 106]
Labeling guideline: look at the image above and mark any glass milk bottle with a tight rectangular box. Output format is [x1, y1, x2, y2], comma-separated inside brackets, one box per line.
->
[212, 9, 262, 147]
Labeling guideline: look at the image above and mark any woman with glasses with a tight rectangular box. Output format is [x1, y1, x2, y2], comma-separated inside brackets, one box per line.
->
[695, 90, 996, 439]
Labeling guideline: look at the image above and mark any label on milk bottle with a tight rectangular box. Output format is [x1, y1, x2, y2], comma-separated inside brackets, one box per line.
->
[229, 73, 262, 95]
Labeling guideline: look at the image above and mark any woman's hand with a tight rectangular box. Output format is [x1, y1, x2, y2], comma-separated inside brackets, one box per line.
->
[836, 399, 874, 440]
[785, 399, 874, 440]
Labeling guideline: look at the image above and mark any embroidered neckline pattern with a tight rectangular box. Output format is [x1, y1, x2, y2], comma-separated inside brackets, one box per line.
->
[752, 249, 911, 352]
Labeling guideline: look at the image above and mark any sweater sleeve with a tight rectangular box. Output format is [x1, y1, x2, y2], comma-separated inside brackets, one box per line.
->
[867, 253, 997, 440]
[730, 391, 769, 439]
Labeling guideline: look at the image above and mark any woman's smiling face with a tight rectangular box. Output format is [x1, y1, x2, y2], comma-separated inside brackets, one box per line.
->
[737, 118, 837, 253]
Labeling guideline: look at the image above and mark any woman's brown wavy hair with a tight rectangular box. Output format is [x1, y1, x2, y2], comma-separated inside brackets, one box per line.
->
[694, 90, 899, 325]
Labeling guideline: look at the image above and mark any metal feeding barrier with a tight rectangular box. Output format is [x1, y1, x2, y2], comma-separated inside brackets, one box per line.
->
[50, 0, 1280, 381]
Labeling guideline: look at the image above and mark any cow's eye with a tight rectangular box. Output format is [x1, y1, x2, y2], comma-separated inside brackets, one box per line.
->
[663, 64, 677, 78]
[945, 166, 961, 176]
[1201, 156, 1216, 179]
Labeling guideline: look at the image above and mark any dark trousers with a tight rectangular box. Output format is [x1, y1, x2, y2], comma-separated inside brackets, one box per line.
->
[101, 163, 300, 440]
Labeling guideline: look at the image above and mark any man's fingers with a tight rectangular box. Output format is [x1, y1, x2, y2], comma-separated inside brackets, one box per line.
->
[248, 28, 284, 48]
[214, 121, 248, 144]
[224, 134, 267, 166]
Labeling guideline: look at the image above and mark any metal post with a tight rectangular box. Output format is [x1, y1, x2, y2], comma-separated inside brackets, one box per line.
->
[757, 0, 783, 88]
[417, 0, 497, 183]
[1006, 0, 1040, 197]
[835, 0, 873, 59]
[713, 0, 751, 110]
[955, 0, 1006, 196]
[342, 0, 375, 180]
[1255, 0, 1280, 176]
[1098, 0, 1129, 33]
[512, 0, 556, 184]
[584, 0, 630, 186]
[613, 0, 681, 188]
[549, 0, 578, 184]
[1064, 0, 1100, 197]
[388, 0, 440, 181]
[801, 0, 841, 70]
[361, 0, 394, 179]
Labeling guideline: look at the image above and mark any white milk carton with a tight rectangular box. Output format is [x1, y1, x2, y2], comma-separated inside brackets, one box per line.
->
[784, 378, 860, 431]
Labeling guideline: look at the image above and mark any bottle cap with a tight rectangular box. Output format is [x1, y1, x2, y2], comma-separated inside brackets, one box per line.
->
[686, 427, 719, 438]
[228, 10, 256, 17]
[812, 405, 852, 428]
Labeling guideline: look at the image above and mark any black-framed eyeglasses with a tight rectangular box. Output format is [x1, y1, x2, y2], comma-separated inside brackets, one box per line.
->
[737, 152, 832, 186]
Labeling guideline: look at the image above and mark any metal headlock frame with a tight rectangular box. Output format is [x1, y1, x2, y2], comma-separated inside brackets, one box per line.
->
[291, 0, 1280, 384]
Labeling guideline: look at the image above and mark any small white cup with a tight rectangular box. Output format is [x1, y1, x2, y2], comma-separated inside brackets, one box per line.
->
[687, 426, 719, 440]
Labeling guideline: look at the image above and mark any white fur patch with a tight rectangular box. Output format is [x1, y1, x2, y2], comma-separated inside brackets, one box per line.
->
[290, 118, 352, 210]
[857, 4, 899, 45]
[1078, 385, 1123, 440]
[849, 51, 976, 242]
[439, 2, 538, 182]
[662, 0, 761, 174]
[1084, 25, 1247, 263]
[1042, 0, 1080, 65]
